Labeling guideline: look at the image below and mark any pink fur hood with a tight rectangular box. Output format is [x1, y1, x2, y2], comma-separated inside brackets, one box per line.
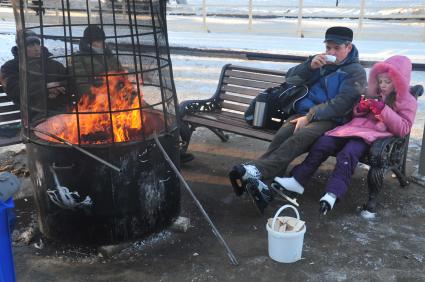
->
[326, 55, 417, 144]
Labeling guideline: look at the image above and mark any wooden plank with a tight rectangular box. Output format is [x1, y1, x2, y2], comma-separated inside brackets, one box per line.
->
[0, 96, 14, 104]
[0, 135, 22, 147]
[189, 111, 278, 133]
[0, 112, 21, 122]
[220, 93, 253, 105]
[223, 77, 280, 90]
[226, 70, 285, 84]
[221, 101, 248, 113]
[221, 85, 262, 96]
[228, 65, 286, 76]
[218, 111, 245, 119]
[0, 105, 20, 113]
[183, 114, 275, 142]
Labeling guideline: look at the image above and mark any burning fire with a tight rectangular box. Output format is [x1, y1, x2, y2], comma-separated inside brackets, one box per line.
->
[35, 72, 164, 144]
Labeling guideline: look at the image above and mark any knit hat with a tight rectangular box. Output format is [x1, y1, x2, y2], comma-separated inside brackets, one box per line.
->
[83, 25, 106, 43]
[16, 30, 40, 45]
[324, 26, 353, 44]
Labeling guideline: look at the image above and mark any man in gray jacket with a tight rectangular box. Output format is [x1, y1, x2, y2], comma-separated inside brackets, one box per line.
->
[229, 26, 367, 213]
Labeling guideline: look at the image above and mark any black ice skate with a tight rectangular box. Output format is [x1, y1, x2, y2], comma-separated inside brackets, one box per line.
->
[229, 164, 262, 196]
[245, 178, 272, 215]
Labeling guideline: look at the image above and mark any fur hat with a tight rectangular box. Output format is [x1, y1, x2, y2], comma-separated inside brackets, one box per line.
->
[324, 26, 353, 44]
[16, 30, 40, 45]
[367, 55, 412, 100]
[83, 25, 106, 43]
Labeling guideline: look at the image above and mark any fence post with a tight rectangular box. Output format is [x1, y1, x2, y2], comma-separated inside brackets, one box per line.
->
[296, 0, 304, 37]
[412, 122, 425, 186]
[358, 0, 366, 38]
[55, 0, 60, 23]
[202, 0, 207, 31]
[248, 0, 253, 32]
[423, 23, 425, 42]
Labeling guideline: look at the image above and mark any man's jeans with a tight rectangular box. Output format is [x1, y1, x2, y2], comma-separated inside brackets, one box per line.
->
[252, 118, 336, 180]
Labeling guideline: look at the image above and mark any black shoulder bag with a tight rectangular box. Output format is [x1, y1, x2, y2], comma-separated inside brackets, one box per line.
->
[244, 83, 308, 130]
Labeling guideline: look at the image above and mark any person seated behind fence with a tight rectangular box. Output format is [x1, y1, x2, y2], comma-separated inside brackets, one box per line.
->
[228, 26, 367, 214]
[71, 25, 124, 101]
[274, 55, 417, 215]
[0, 30, 68, 122]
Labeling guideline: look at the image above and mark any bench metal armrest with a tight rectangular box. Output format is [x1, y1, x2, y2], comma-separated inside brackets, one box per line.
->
[179, 97, 221, 117]
[367, 136, 408, 169]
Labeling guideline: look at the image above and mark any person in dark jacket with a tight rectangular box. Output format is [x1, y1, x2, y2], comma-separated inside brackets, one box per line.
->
[229, 26, 367, 213]
[71, 25, 123, 101]
[1, 30, 68, 120]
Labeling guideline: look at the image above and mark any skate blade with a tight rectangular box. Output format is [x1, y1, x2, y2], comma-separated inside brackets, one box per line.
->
[245, 182, 266, 215]
[270, 183, 299, 207]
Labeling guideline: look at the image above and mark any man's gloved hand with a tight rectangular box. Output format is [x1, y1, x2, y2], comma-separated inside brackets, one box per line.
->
[369, 99, 385, 115]
[357, 96, 370, 113]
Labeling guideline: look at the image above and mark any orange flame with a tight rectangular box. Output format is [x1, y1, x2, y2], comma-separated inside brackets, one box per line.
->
[35, 72, 164, 144]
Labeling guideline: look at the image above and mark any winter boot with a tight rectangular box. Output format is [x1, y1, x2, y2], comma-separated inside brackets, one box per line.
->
[245, 178, 272, 214]
[270, 176, 302, 207]
[229, 164, 262, 196]
[319, 192, 337, 215]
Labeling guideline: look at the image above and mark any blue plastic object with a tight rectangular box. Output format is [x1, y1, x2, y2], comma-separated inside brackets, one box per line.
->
[0, 198, 16, 282]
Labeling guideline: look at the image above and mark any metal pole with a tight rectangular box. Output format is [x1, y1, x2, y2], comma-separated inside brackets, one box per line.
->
[31, 128, 122, 173]
[87, 0, 92, 19]
[153, 134, 239, 266]
[248, 0, 253, 32]
[296, 0, 303, 37]
[412, 122, 425, 186]
[418, 126, 425, 175]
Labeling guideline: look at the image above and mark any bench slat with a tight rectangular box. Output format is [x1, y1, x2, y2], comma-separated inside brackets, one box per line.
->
[220, 93, 253, 105]
[227, 65, 285, 76]
[0, 135, 22, 147]
[0, 96, 15, 104]
[0, 112, 21, 122]
[221, 85, 262, 96]
[221, 101, 248, 113]
[0, 105, 20, 113]
[183, 114, 275, 142]
[223, 77, 280, 90]
[225, 70, 285, 84]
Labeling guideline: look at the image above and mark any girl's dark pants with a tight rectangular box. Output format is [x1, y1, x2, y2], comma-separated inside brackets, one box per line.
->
[291, 135, 369, 198]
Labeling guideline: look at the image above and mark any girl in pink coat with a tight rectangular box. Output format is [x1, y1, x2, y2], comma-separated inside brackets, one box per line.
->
[273, 55, 417, 214]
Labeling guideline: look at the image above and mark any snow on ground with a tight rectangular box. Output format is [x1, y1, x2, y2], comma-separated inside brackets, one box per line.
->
[172, 0, 425, 18]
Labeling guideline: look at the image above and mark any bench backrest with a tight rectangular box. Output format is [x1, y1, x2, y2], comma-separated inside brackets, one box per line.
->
[0, 84, 22, 146]
[217, 64, 285, 115]
[0, 85, 20, 124]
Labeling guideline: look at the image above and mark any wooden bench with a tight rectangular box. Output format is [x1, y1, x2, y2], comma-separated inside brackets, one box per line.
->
[0, 84, 22, 147]
[179, 63, 424, 213]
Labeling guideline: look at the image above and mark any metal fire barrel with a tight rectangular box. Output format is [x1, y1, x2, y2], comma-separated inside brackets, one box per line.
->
[11, 0, 182, 244]
[26, 132, 180, 244]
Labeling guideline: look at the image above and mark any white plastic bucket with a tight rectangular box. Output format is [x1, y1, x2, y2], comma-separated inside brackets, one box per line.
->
[266, 205, 306, 263]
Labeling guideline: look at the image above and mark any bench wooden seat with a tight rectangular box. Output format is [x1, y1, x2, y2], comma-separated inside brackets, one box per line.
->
[179, 63, 424, 213]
